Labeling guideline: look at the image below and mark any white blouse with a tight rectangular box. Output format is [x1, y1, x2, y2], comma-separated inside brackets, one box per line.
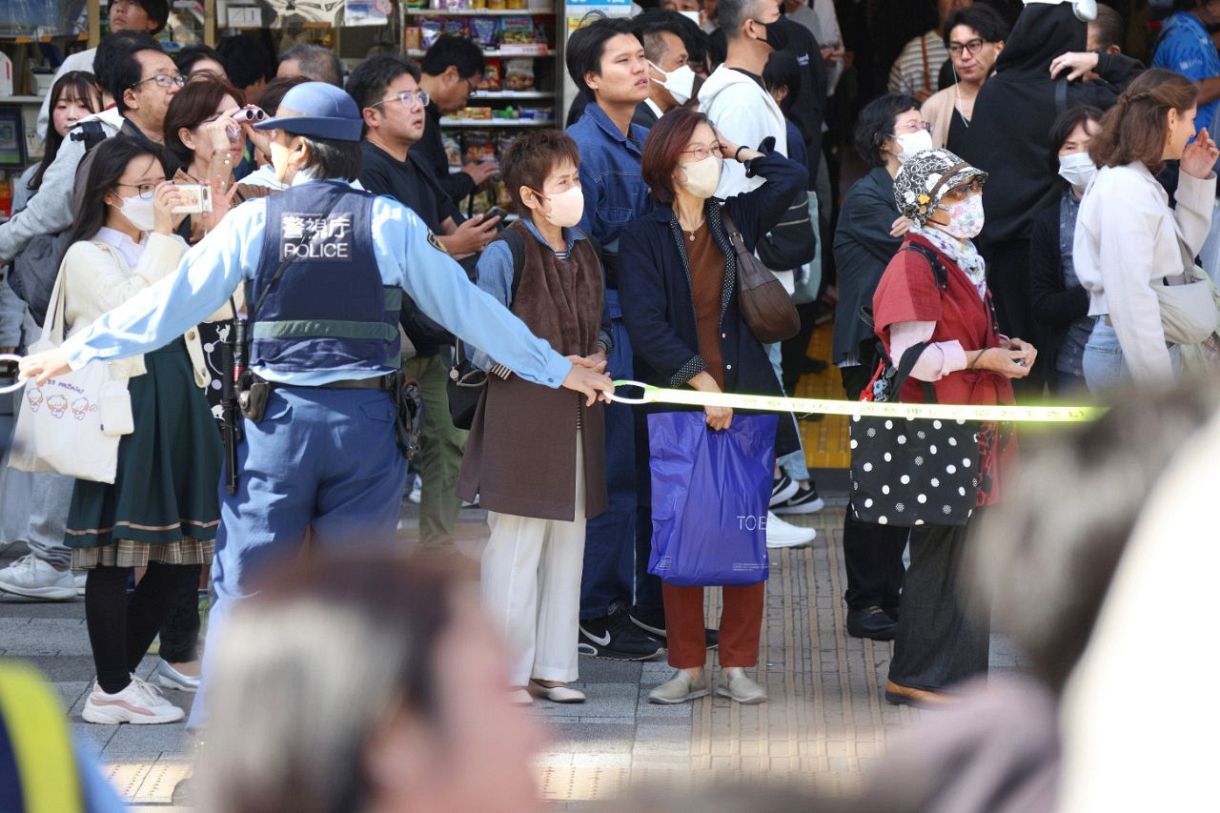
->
[1073, 162, 1216, 384]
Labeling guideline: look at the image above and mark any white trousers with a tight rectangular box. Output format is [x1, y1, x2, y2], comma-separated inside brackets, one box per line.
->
[481, 439, 586, 686]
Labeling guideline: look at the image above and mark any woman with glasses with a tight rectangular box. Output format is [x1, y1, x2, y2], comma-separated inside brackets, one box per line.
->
[134, 75, 270, 695]
[921, 6, 1009, 151]
[830, 92, 927, 644]
[872, 148, 1034, 706]
[58, 136, 222, 725]
[619, 107, 806, 706]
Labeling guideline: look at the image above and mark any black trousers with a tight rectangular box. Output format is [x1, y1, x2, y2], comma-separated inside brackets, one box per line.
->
[888, 522, 990, 691]
[982, 237, 1045, 397]
[86, 563, 201, 694]
[841, 364, 909, 613]
[158, 576, 202, 663]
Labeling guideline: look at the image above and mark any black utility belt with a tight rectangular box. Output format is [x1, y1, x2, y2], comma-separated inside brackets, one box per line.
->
[239, 372, 398, 421]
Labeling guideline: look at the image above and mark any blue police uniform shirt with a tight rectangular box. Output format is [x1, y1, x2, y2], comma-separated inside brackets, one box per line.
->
[567, 102, 652, 255]
[1153, 11, 1220, 136]
[59, 174, 574, 389]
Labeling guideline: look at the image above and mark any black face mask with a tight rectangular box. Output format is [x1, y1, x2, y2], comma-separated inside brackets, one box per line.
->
[752, 18, 789, 52]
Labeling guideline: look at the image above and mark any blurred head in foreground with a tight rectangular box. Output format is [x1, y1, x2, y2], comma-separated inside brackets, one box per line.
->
[196, 556, 546, 813]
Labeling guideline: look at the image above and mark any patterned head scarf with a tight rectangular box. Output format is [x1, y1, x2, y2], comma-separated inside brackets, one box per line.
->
[894, 148, 989, 226]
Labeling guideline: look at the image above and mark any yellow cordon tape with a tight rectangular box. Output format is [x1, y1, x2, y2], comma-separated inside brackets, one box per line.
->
[608, 380, 1104, 424]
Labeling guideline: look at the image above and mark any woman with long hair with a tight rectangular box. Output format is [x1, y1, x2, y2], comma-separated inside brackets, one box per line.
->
[1075, 68, 1220, 390]
[0, 70, 103, 601]
[619, 106, 807, 705]
[59, 136, 222, 724]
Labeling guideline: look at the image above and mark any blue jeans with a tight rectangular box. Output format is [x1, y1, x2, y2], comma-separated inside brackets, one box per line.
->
[580, 291, 661, 619]
[1082, 320, 1179, 393]
[188, 386, 407, 728]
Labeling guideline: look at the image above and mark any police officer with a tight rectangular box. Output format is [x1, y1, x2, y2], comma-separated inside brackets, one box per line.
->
[19, 83, 614, 726]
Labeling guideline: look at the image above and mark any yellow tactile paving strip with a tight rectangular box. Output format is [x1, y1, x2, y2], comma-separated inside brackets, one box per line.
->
[797, 323, 852, 470]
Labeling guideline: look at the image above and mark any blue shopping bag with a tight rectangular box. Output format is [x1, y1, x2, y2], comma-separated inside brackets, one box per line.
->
[647, 411, 778, 587]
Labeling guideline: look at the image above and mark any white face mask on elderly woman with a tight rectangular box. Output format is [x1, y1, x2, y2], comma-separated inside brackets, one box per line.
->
[678, 154, 723, 199]
[895, 129, 934, 163]
[935, 194, 985, 240]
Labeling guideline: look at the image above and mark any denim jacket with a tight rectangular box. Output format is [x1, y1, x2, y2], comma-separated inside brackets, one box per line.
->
[567, 102, 653, 261]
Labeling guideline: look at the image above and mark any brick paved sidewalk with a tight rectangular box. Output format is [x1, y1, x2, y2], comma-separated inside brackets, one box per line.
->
[0, 502, 1022, 809]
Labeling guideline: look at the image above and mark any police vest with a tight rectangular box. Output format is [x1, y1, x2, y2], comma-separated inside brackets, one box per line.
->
[251, 181, 402, 376]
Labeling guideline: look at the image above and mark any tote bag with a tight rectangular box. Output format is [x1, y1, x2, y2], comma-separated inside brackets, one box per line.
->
[8, 265, 130, 484]
[849, 342, 980, 527]
[647, 411, 777, 587]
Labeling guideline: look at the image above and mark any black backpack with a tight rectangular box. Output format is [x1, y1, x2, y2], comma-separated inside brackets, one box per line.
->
[9, 120, 110, 326]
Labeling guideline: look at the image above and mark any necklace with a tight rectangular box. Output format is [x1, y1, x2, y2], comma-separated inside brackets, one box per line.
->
[681, 218, 704, 241]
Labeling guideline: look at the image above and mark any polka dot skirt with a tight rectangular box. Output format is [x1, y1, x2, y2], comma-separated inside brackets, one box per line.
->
[848, 415, 980, 527]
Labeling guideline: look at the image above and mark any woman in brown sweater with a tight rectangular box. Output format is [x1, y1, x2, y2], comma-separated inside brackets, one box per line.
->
[457, 130, 611, 705]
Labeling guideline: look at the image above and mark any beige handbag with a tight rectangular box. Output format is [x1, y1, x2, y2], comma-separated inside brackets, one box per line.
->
[1154, 237, 1220, 346]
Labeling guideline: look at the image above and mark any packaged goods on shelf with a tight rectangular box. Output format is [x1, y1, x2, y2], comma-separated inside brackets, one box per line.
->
[503, 58, 535, 90]
[464, 130, 495, 162]
[443, 134, 463, 168]
[471, 16, 497, 45]
[480, 59, 503, 90]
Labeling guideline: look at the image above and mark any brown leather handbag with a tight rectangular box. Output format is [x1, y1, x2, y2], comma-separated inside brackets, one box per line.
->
[721, 210, 800, 343]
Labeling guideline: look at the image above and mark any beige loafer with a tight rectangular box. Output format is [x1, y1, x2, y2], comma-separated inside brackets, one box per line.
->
[715, 667, 768, 705]
[648, 669, 709, 705]
[528, 680, 586, 703]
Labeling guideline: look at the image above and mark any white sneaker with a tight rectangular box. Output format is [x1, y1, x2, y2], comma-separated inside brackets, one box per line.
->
[74, 573, 87, 595]
[408, 479, 422, 505]
[82, 675, 185, 725]
[765, 512, 816, 549]
[153, 659, 201, 693]
[0, 554, 77, 600]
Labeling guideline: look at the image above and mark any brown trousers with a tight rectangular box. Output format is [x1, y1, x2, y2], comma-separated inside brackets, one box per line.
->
[662, 582, 766, 669]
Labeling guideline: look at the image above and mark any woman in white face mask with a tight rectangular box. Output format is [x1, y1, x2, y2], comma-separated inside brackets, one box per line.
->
[873, 146, 1035, 707]
[55, 137, 223, 725]
[617, 108, 808, 706]
[1028, 106, 1102, 394]
[458, 129, 610, 706]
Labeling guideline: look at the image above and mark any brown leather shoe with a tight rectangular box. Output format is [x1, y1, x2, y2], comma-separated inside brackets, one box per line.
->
[884, 679, 956, 707]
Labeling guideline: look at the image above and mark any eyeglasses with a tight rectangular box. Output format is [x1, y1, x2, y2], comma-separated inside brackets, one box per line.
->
[947, 39, 987, 57]
[117, 182, 157, 200]
[680, 143, 722, 162]
[130, 73, 186, 91]
[894, 120, 932, 134]
[943, 180, 983, 200]
[372, 89, 430, 110]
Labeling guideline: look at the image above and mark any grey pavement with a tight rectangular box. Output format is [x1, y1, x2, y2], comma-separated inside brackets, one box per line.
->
[0, 499, 1027, 809]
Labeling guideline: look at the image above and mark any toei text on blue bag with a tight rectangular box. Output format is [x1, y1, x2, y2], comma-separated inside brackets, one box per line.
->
[647, 411, 777, 587]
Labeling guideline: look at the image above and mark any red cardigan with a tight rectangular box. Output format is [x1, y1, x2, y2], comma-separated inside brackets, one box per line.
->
[872, 233, 1017, 505]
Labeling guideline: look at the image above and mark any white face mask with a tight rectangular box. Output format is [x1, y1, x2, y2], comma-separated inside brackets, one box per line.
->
[894, 129, 934, 163]
[678, 10, 701, 25]
[648, 61, 697, 105]
[535, 185, 585, 228]
[117, 194, 156, 233]
[678, 154, 722, 199]
[1058, 150, 1097, 192]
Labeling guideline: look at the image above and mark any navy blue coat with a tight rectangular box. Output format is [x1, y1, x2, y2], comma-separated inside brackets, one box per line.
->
[618, 148, 806, 459]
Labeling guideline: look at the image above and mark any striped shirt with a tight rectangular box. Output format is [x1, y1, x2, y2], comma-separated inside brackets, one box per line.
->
[888, 30, 949, 97]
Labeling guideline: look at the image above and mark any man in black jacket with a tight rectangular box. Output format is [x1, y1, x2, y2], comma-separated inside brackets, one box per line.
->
[414, 36, 499, 206]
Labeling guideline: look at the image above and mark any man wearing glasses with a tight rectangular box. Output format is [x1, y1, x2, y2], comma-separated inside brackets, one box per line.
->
[347, 55, 501, 549]
[0, 35, 181, 265]
[921, 5, 1009, 153]
[415, 36, 499, 204]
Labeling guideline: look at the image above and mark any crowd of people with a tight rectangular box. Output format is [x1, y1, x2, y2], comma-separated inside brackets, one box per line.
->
[2, 0, 1220, 808]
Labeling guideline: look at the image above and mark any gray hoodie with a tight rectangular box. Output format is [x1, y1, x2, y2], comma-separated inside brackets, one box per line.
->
[0, 106, 124, 263]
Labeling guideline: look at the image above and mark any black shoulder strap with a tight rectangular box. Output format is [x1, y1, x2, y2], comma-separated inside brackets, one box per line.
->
[900, 241, 949, 289]
[249, 192, 345, 323]
[885, 339, 939, 404]
[502, 225, 526, 305]
[1054, 77, 1068, 117]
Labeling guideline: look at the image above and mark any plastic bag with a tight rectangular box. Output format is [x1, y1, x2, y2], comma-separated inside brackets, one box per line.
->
[647, 411, 777, 587]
